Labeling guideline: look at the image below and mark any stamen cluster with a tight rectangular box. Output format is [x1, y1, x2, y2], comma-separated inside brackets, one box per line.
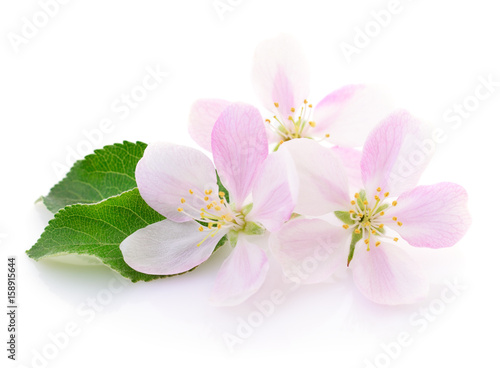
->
[177, 189, 244, 246]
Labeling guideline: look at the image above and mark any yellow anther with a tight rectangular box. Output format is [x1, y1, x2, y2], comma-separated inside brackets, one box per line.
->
[265, 119, 271, 123]
[363, 200, 368, 205]
[214, 206, 221, 211]
[288, 116, 293, 120]
[379, 211, 385, 216]
[342, 224, 349, 229]
[377, 187, 382, 192]
[351, 200, 356, 205]
[189, 189, 194, 195]
[384, 192, 390, 197]
[180, 198, 186, 204]
[208, 223, 213, 229]
[371, 230, 376, 235]
[204, 196, 209, 201]
[354, 193, 360, 198]
[198, 226, 203, 232]
[279, 140, 284, 145]
[354, 229, 361, 234]
[219, 191, 225, 198]
[393, 237, 399, 242]
[308, 104, 312, 108]
[325, 134, 330, 138]
[349, 210, 355, 214]
[309, 121, 316, 127]
[397, 221, 403, 227]
[375, 241, 381, 247]
[217, 223, 222, 229]
[378, 224, 384, 229]
[392, 201, 398, 206]
[177, 207, 183, 212]
[392, 217, 398, 221]
[291, 107, 295, 112]
[220, 199, 224, 204]
[374, 195, 380, 201]
[364, 239, 370, 245]
[274, 102, 279, 108]
[205, 189, 212, 195]
[304, 99, 308, 104]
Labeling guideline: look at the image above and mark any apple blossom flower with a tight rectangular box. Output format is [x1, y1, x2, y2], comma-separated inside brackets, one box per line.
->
[271, 110, 471, 305]
[120, 103, 297, 306]
[188, 34, 393, 152]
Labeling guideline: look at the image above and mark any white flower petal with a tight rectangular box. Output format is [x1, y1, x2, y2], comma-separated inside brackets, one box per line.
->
[281, 138, 351, 216]
[210, 237, 269, 306]
[120, 219, 227, 275]
[136, 142, 217, 222]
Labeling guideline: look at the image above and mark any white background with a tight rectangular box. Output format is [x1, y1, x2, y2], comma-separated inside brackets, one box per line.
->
[1, 0, 499, 367]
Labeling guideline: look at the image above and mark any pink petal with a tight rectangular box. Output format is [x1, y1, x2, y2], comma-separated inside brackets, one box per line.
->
[210, 237, 269, 306]
[281, 138, 351, 216]
[136, 142, 217, 222]
[252, 34, 310, 118]
[188, 99, 232, 152]
[246, 147, 298, 232]
[390, 183, 471, 248]
[361, 110, 433, 198]
[270, 218, 350, 284]
[350, 242, 429, 305]
[120, 219, 227, 275]
[312, 85, 392, 146]
[332, 146, 363, 192]
[211, 103, 269, 210]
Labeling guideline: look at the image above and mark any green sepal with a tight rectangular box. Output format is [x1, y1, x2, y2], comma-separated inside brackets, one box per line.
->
[374, 203, 389, 215]
[243, 221, 266, 236]
[241, 203, 253, 216]
[228, 230, 239, 246]
[334, 211, 355, 225]
[356, 190, 367, 211]
[347, 229, 363, 267]
[216, 171, 230, 203]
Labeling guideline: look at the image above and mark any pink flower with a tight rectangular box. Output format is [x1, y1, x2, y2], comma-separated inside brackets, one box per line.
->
[120, 103, 297, 306]
[272, 110, 471, 305]
[188, 34, 393, 152]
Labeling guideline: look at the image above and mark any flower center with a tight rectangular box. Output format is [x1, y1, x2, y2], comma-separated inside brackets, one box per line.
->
[266, 100, 330, 146]
[336, 187, 403, 256]
[177, 188, 245, 246]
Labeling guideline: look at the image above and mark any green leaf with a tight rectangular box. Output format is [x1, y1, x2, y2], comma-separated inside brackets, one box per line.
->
[334, 211, 355, 225]
[42, 141, 147, 213]
[347, 229, 363, 267]
[28, 188, 227, 282]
